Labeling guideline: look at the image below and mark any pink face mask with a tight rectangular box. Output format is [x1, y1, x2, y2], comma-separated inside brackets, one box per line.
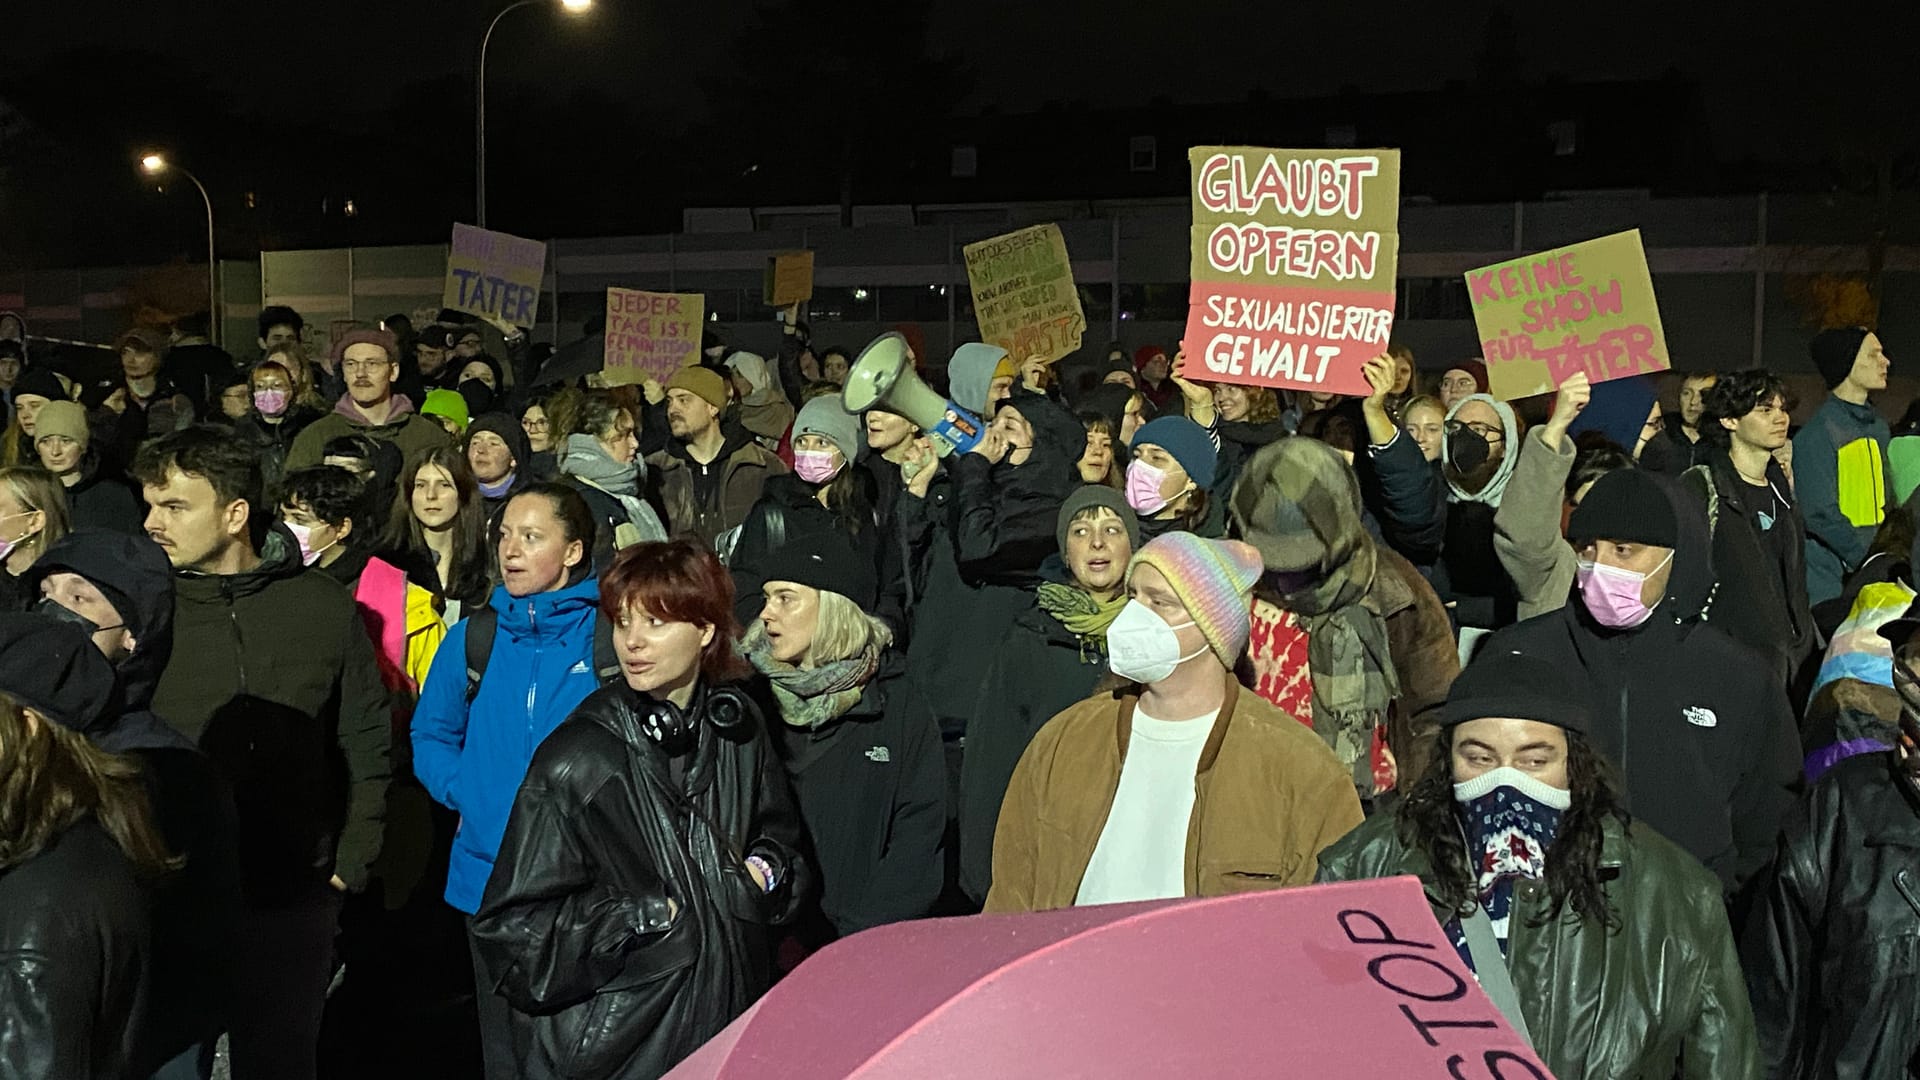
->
[1575, 552, 1673, 629]
[253, 389, 290, 417]
[1126, 460, 1171, 515]
[794, 449, 843, 485]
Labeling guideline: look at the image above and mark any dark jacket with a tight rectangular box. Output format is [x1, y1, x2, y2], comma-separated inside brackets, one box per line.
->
[1481, 475, 1803, 894]
[471, 681, 810, 1080]
[1317, 812, 1759, 1080]
[162, 341, 237, 416]
[957, 574, 1114, 904]
[728, 471, 907, 636]
[1793, 394, 1892, 606]
[1742, 751, 1920, 1080]
[150, 526, 393, 899]
[283, 395, 453, 472]
[1682, 449, 1814, 685]
[1642, 412, 1713, 477]
[232, 406, 324, 495]
[645, 423, 787, 548]
[1212, 417, 1290, 504]
[0, 822, 152, 1080]
[1435, 499, 1518, 630]
[766, 655, 946, 939]
[63, 461, 144, 535]
[1357, 430, 1447, 570]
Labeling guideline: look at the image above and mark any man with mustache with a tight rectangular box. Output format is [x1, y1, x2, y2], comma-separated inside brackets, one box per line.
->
[643, 366, 785, 549]
[283, 329, 451, 472]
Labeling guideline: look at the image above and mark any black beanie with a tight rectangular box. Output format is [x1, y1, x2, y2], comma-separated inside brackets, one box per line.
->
[1442, 648, 1590, 734]
[467, 411, 531, 472]
[758, 530, 878, 610]
[1566, 468, 1677, 548]
[1810, 327, 1870, 390]
[0, 613, 121, 735]
[12, 366, 67, 403]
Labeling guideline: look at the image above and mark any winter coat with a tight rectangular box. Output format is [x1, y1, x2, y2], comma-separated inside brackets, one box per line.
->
[151, 525, 392, 899]
[957, 580, 1115, 904]
[1680, 448, 1814, 685]
[1742, 751, 1920, 1079]
[1357, 429, 1447, 570]
[1494, 426, 1579, 620]
[1212, 417, 1290, 505]
[411, 574, 604, 914]
[1435, 499, 1517, 630]
[1480, 473, 1804, 894]
[645, 425, 787, 548]
[766, 655, 945, 938]
[984, 671, 1363, 913]
[63, 464, 144, 534]
[471, 681, 811, 1080]
[283, 393, 453, 472]
[1794, 394, 1892, 606]
[1642, 412, 1712, 477]
[316, 547, 448, 700]
[232, 406, 323, 495]
[0, 823, 152, 1080]
[557, 474, 667, 583]
[1317, 812, 1759, 1080]
[727, 471, 907, 636]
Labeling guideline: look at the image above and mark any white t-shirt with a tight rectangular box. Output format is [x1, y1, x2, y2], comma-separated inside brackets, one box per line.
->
[1074, 706, 1219, 906]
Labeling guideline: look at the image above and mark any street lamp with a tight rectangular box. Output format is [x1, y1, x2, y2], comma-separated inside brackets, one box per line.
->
[477, 0, 593, 228]
[139, 152, 219, 346]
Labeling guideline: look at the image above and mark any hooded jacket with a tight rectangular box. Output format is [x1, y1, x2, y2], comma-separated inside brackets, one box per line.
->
[1794, 393, 1892, 606]
[150, 525, 392, 898]
[471, 680, 810, 1080]
[411, 573, 604, 914]
[1437, 394, 1522, 629]
[1493, 426, 1581, 620]
[645, 422, 787, 548]
[1480, 473, 1803, 893]
[1680, 448, 1813, 684]
[283, 391, 453, 472]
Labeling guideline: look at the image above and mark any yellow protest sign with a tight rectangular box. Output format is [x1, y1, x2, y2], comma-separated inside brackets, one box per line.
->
[962, 224, 1086, 366]
[764, 251, 815, 307]
[1468, 229, 1671, 401]
[443, 224, 546, 326]
[602, 288, 704, 386]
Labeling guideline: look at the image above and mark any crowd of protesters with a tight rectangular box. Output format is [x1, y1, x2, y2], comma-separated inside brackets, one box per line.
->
[0, 298, 1916, 1080]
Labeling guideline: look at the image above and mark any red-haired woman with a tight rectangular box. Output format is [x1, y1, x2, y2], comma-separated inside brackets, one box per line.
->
[472, 539, 810, 1080]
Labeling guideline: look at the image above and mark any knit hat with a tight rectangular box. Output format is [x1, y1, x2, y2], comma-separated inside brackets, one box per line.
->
[1566, 467, 1678, 548]
[0, 613, 120, 736]
[792, 396, 861, 464]
[1057, 484, 1141, 553]
[947, 342, 1009, 417]
[1441, 648, 1590, 734]
[467, 412, 531, 472]
[1810, 327, 1871, 390]
[31, 399, 89, 449]
[456, 353, 505, 390]
[758, 530, 878, 610]
[1443, 359, 1489, 394]
[1130, 415, 1218, 487]
[11, 366, 68, 404]
[420, 389, 470, 434]
[992, 355, 1019, 383]
[1133, 345, 1169, 372]
[668, 366, 730, 410]
[1126, 532, 1264, 668]
[330, 328, 398, 366]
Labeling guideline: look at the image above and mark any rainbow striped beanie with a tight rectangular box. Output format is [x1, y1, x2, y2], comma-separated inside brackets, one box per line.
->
[1127, 531, 1264, 667]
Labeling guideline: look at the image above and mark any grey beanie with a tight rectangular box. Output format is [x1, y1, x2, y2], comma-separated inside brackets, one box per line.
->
[793, 396, 862, 464]
[1056, 484, 1141, 553]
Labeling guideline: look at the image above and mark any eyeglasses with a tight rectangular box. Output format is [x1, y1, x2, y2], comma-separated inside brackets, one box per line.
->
[522, 418, 550, 431]
[341, 358, 390, 373]
[1447, 420, 1504, 441]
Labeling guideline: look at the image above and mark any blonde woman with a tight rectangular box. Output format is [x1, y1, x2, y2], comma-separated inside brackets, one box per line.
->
[0, 465, 71, 609]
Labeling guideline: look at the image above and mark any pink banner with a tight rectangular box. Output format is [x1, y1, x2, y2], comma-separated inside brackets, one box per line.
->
[1185, 280, 1393, 397]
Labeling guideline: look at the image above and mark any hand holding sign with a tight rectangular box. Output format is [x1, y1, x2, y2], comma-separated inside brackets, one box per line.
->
[1359, 355, 1399, 447]
[1018, 355, 1049, 394]
[1169, 349, 1217, 428]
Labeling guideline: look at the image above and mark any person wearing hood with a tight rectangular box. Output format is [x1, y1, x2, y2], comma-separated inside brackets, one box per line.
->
[1480, 466, 1802, 895]
[741, 531, 944, 940]
[724, 351, 795, 452]
[1356, 354, 1448, 574]
[28, 532, 244, 1079]
[1232, 437, 1461, 803]
[729, 396, 905, 634]
[947, 341, 1015, 421]
[1316, 648, 1759, 1080]
[1437, 390, 1524, 639]
[1127, 414, 1221, 540]
[1795, 327, 1894, 606]
[646, 366, 787, 548]
[559, 391, 668, 576]
[958, 487, 1139, 903]
[132, 428, 391, 1080]
[284, 329, 452, 472]
[985, 531, 1362, 912]
[32, 399, 141, 534]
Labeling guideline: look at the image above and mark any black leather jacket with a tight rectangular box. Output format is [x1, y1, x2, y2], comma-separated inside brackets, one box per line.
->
[471, 681, 811, 1080]
[1742, 751, 1920, 1079]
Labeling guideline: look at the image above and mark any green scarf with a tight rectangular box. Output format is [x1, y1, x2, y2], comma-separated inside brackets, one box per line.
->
[1035, 582, 1127, 662]
[741, 624, 878, 730]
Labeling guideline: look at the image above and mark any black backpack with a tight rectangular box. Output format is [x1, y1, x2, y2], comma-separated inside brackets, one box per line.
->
[463, 605, 622, 703]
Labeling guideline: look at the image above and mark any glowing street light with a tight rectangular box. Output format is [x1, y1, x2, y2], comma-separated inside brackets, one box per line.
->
[477, 0, 594, 227]
[138, 152, 219, 345]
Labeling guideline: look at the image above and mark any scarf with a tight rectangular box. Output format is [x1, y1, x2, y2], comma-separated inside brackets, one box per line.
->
[741, 623, 879, 730]
[478, 473, 516, 499]
[1035, 582, 1127, 662]
[1443, 394, 1520, 506]
[561, 433, 639, 497]
[1444, 768, 1569, 969]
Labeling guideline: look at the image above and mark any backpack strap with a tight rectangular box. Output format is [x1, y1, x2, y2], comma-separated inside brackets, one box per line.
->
[593, 611, 621, 685]
[464, 606, 500, 704]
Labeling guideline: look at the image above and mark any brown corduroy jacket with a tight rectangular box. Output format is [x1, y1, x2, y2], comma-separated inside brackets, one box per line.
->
[983, 671, 1364, 913]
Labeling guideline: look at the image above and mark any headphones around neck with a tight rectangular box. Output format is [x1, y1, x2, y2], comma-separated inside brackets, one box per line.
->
[637, 681, 757, 753]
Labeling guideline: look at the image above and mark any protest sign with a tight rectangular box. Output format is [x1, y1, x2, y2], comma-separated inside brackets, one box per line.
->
[1468, 229, 1671, 401]
[962, 224, 1086, 366]
[764, 251, 815, 307]
[443, 223, 546, 326]
[602, 288, 704, 386]
[1185, 148, 1401, 397]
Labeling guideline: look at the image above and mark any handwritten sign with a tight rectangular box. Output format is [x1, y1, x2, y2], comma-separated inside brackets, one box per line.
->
[1469, 229, 1671, 401]
[962, 224, 1086, 366]
[764, 251, 815, 307]
[1185, 148, 1401, 397]
[443, 224, 546, 326]
[602, 288, 704, 386]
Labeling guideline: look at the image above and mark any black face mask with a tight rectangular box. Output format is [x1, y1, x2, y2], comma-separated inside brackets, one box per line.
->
[1447, 425, 1491, 472]
[37, 597, 124, 638]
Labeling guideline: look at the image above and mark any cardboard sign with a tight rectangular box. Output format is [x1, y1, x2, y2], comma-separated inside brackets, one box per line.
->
[1469, 229, 1671, 401]
[962, 224, 1087, 366]
[443, 223, 546, 326]
[602, 288, 704, 386]
[763, 251, 815, 307]
[1184, 148, 1400, 397]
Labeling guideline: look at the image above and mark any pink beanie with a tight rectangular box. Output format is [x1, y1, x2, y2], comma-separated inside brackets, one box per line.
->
[1127, 532, 1264, 667]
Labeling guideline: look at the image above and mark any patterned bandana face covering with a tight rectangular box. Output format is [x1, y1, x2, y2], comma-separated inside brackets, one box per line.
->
[1449, 766, 1571, 959]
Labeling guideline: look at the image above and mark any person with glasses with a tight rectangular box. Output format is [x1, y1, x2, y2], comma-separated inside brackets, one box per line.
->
[518, 397, 559, 480]
[282, 328, 451, 473]
[1439, 386, 1524, 647]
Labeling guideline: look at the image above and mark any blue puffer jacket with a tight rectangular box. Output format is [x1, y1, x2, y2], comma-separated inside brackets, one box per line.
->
[412, 575, 603, 913]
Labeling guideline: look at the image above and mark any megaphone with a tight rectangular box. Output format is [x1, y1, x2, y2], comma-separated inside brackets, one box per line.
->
[842, 332, 985, 456]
